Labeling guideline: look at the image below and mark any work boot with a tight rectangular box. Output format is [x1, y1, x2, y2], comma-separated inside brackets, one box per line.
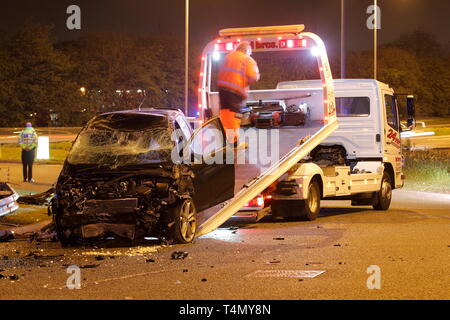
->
[29, 178, 35, 183]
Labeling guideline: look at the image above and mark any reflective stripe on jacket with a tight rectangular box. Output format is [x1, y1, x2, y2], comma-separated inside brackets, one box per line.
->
[19, 127, 38, 150]
[217, 50, 259, 98]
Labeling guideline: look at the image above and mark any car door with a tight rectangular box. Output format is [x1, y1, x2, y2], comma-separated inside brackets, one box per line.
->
[383, 94, 402, 156]
[185, 117, 235, 212]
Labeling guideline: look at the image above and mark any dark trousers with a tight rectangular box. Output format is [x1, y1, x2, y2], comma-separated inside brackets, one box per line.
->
[219, 89, 245, 114]
[21, 149, 35, 181]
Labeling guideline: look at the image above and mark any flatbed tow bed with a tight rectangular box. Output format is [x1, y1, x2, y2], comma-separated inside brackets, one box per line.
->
[194, 25, 338, 237]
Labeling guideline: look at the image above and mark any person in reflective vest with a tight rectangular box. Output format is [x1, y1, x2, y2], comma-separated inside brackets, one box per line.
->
[218, 41, 260, 145]
[18, 122, 38, 183]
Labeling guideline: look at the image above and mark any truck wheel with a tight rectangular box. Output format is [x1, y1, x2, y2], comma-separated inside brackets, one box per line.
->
[166, 199, 197, 244]
[373, 172, 392, 211]
[298, 180, 321, 221]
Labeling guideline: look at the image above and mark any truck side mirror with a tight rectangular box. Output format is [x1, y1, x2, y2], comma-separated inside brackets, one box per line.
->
[406, 95, 416, 130]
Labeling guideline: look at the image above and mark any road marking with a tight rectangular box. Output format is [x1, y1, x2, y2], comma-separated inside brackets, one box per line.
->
[245, 270, 325, 279]
[45, 269, 169, 290]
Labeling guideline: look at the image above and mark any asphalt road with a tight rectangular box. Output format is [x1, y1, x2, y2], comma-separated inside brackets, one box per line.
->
[0, 189, 449, 300]
[0, 122, 448, 300]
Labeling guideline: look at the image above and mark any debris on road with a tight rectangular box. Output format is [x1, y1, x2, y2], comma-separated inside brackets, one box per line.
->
[17, 188, 54, 205]
[79, 264, 100, 269]
[146, 258, 155, 263]
[94, 255, 105, 261]
[273, 237, 285, 241]
[0, 230, 14, 242]
[80, 245, 163, 257]
[0, 183, 19, 217]
[171, 251, 188, 260]
[9, 274, 19, 281]
[201, 278, 207, 282]
[305, 262, 323, 266]
[25, 252, 64, 260]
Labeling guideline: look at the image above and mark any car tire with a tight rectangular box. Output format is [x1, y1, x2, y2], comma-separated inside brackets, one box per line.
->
[298, 180, 321, 221]
[373, 172, 392, 211]
[166, 198, 197, 244]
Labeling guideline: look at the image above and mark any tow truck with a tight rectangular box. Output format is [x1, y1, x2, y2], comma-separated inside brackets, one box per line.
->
[194, 24, 415, 238]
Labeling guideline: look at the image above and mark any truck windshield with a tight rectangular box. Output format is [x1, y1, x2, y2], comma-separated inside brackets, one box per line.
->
[67, 113, 174, 167]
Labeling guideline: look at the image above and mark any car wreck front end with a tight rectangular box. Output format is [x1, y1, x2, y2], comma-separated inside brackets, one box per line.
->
[51, 112, 195, 245]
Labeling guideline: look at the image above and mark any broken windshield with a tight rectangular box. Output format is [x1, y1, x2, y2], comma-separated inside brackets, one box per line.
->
[67, 113, 174, 168]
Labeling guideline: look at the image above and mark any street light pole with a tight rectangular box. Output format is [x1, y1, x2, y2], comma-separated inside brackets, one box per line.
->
[374, 0, 377, 80]
[340, 0, 346, 79]
[185, 0, 189, 116]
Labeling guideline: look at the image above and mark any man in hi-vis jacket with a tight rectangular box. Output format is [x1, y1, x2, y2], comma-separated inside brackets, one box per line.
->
[18, 122, 38, 183]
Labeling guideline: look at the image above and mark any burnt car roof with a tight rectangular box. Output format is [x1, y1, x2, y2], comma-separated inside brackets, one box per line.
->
[99, 108, 185, 122]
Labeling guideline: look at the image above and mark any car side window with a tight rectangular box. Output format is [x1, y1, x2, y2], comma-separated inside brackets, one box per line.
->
[385, 94, 399, 132]
[190, 119, 226, 157]
[176, 117, 192, 140]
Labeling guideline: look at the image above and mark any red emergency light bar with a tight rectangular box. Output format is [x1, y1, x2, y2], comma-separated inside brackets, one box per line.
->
[219, 25, 306, 37]
[214, 38, 308, 53]
[215, 42, 238, 52]
[279, 38, 308, 49]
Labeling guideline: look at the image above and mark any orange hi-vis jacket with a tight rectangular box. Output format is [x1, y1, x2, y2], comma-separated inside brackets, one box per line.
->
[218, 50, 260, 98]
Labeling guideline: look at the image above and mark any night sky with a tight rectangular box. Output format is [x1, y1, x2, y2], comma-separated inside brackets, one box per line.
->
[1, 0, 449, 51]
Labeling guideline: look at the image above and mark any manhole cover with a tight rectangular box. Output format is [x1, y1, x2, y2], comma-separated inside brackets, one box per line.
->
[246, 270, 325, 279]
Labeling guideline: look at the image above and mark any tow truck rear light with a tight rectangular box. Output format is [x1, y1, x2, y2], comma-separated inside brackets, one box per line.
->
[257, 196, 264, 207]
[215, 42, 237, 52]
[226, 42, 234, 51]
[244, 195, 264, 208]
[279, 39, 308, 49]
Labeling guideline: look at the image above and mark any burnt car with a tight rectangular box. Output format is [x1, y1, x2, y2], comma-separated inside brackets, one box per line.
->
[51, 109, 234, 245]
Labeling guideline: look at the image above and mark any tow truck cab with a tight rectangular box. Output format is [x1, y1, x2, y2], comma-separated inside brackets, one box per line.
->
[277, 79, 410, 189]
[271, 79, 415, 219]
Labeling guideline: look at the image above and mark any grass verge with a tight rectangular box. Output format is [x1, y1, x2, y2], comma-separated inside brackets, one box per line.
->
[0, 141, 71, 164]
[403, 149, 450, 194]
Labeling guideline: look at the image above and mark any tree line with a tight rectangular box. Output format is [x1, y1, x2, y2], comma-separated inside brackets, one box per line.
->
[0, 24, 448, 127]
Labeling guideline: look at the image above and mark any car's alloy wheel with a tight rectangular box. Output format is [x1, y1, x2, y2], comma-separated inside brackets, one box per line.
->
[179, 200, 197, 243]
[166, 198, 197, 244]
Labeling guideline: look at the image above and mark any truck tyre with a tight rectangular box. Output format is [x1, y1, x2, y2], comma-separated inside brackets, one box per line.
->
[298, 180, 321, 221]
[373, 172, 392, 211]
[166, 199, 197, 244]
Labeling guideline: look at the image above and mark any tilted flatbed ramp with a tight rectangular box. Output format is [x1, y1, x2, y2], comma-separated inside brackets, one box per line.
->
[196, 119, 338, 237]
